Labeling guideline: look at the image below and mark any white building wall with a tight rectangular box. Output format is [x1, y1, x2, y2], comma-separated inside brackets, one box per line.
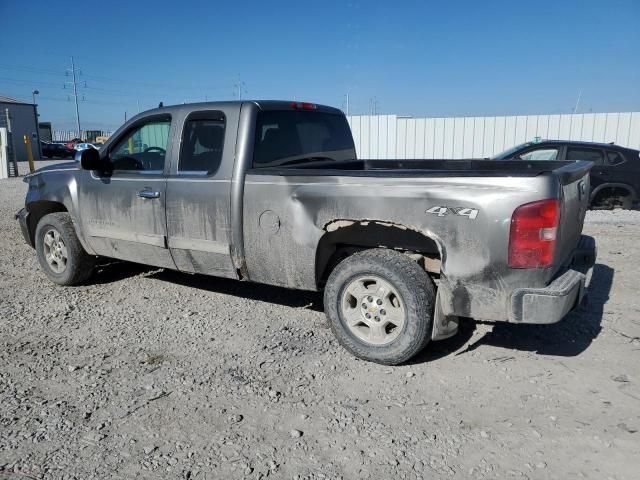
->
[347, 112, 640, 159]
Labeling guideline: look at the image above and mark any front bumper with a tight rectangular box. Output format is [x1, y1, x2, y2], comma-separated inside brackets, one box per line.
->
[15, 208, 34, 248]
[510, 235, 596, 324]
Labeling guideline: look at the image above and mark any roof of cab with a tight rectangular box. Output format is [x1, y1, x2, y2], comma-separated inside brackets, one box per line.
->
[525, 139, 639, 153]
[138, 100, 343, 117]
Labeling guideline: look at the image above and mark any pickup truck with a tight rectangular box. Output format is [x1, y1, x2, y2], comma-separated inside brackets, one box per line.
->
[16, 100, 597, 365]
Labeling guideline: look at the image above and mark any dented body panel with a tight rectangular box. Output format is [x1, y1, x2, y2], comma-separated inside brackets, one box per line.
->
[19, 100, 594, 324]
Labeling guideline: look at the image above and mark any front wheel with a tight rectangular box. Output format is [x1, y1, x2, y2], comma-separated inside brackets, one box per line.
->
[324, 248, 435, 365]
[35, 212, 95, 285]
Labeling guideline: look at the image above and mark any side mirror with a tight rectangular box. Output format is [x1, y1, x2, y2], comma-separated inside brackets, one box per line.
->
[79, 148, 107, 171]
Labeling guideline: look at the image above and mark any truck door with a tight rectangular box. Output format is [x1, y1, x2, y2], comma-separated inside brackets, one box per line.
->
[165, 108, 238, 278]
[77, 115, 175, 268]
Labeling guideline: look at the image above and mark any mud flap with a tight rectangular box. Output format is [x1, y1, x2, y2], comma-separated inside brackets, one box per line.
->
[431, 290, 459, 341]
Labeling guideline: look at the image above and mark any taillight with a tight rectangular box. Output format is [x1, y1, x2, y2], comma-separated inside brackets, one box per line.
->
[290, 101, 317, 110]
[508, 199, 560, 268]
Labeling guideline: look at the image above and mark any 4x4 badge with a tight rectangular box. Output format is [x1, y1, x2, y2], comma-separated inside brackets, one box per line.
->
[426, 206, 479, 220]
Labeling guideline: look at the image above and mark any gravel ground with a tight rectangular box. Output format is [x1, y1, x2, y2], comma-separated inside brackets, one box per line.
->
[1, 164, 639, 479]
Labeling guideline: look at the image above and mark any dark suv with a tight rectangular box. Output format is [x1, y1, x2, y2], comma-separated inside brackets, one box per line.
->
[493, 140, 640, 209]
[41, 142, 75, 159]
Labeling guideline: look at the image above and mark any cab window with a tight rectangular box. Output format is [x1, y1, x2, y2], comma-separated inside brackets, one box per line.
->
[519, 148, 559, 161]
[566, 147, 604, 164]
[110, 117, 171, 173]
[179, 113, 225, 176]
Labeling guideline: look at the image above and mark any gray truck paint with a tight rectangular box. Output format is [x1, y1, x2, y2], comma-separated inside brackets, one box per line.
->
[18, 100, 594, 327]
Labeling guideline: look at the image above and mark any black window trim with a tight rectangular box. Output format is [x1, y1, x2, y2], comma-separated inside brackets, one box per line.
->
[565, 145, 606, 165]
[251, 109, 356, 169]
[177, 110, 227, 178]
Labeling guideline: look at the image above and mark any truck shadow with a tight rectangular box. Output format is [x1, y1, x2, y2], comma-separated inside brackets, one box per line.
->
[86, 260, 613, 361]
[87, 261, 326, 310]
[149, 269, 325, 311]
[407, 318, 478, 364]
[88, 260, 158, 285]
[452, 263, 613, 358]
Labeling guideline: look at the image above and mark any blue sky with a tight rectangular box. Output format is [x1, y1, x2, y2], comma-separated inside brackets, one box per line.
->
[1, 0, 638, 130]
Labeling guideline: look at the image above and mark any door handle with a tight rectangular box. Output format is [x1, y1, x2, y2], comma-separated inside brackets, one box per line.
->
[137, 189, 160, 199]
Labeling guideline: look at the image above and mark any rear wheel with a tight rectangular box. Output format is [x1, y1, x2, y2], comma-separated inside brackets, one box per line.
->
[324, 248, 435, 365]
[35, 213, 95, 285]
[592, 188, 634, 210]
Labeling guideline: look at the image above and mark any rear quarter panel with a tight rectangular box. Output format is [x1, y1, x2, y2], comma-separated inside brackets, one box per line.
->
[242, 173, 560, 321]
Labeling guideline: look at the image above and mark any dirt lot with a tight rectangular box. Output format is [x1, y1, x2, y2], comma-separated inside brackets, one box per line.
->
[1, 163, 639, 479]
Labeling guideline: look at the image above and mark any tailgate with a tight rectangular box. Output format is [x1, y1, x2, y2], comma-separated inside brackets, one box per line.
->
[555, 161, 592, 267]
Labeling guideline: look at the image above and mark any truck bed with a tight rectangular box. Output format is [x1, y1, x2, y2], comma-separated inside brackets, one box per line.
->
[248, 159, 593, 184]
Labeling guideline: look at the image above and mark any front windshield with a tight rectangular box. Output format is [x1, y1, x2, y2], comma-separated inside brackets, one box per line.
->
[491, 143, 529, 160]
[253, 110, 356, 167]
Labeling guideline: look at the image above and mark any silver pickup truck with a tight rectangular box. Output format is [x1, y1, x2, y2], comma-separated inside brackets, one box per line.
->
[16, 100, 596, 364]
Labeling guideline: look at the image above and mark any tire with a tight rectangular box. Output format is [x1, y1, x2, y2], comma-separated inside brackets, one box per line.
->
[324, 248, 435, 365]
[592, 188, 634, 210]
[35, 212, 95, 285]
[617, 195, 633, 210]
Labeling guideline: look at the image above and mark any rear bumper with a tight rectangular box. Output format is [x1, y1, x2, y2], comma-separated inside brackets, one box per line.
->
[15, 208, 34, 248]
[510, 235, 596, 324]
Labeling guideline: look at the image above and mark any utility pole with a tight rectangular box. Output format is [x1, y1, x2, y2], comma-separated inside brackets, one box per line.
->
[234, 75, 246, 100]
[369, 97, 378, 115]
[344, 94, 350, 116]
[65, 56, 84, 139]
[573, 90, 582, 114]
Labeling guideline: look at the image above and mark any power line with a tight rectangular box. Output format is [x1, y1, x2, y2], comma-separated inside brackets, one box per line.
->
[0, 64, 62, 76]
[0, 62, 239, 106]
[0, 76, 63, 88]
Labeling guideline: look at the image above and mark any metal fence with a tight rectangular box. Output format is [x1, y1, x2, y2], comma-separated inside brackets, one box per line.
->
[52, 130, 113, 142]
[347, 112, 640, 159]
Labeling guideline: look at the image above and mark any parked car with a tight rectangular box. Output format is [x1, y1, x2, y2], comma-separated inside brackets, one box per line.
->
[492, 140, 640, 209]
[74, 142, 98, 152]
[16, 101, 596, 365]
[64, 139, 81, 150]
[41, 142, 74, 159]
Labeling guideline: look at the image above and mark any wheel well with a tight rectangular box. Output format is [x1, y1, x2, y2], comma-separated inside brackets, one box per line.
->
[316, 220, 442, 287]
[591, 185, 635, 207]
[27, 201, 68, 244]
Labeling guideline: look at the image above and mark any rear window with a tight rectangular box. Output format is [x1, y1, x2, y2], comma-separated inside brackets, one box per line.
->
[253, 110, 356, 167]
[566, 147, 604, 164]
[606, 151, 625, 165]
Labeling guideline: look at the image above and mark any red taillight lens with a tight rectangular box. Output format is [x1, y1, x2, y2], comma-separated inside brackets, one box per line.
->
[290, 101, 317, 110]
[508, 199, 560, 268]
